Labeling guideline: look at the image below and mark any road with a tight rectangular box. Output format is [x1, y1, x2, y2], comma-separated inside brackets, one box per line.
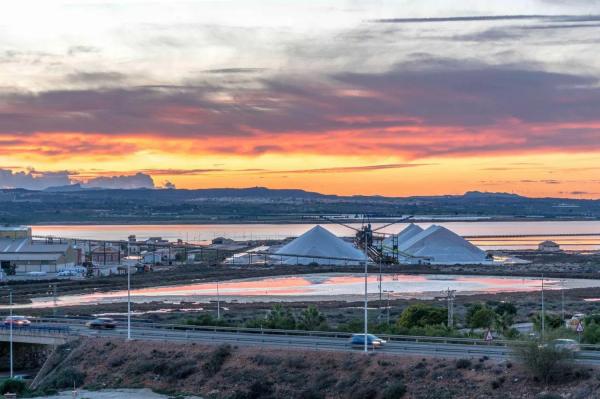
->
[5, 318, 594, 365]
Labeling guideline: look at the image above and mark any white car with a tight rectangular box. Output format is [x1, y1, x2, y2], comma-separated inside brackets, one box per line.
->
[58, 269, 82, 277]
[26, 271, 47, 277]
[551, 339, 580, 352]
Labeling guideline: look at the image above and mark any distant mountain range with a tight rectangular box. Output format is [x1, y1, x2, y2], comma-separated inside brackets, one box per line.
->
[0, 187, 597, 224]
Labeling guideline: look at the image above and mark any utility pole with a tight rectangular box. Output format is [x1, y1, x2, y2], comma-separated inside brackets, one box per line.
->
[446, 288, 456, 328]
[127, 262, 131, 340]
[541, 274, 545, 342]
[216, 278, 221, 319]
[363, 236, 369, 353]
[51, 283, 57, 316]
[383, 290, 393, 325]
[561, 279, 565, 321]
[9, 289, 13, 378]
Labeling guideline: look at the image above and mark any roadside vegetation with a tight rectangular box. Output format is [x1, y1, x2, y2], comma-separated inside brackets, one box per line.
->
[186, 301, 524, 340]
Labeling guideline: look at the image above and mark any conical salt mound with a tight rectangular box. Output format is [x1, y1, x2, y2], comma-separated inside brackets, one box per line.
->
[275, 225, 366, 265]
[382, 223, 424, 255]
[398, 225, 489, 265]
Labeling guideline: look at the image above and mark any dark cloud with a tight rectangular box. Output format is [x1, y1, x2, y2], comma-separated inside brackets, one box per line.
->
[83, 172, 154, 189]
[204, 68, 264, 74]
[372, 14, 600, 24]
[1, 58, 600, 159]
[0, 169, 70, 190]
[66, 71, 128, 84]
[67, 46, 100, 56]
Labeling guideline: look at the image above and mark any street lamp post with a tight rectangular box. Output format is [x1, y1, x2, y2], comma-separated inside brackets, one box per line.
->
[6, 289, 13, 378]
[127, 262, 131, 340]
[541, 274, 545, 342]
[216, 278, 221, 320]
[364, 237, 369, 353]
[383, 290, 393, 325]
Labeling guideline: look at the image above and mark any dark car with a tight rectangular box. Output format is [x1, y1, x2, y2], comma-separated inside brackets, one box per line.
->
[348, 334, 386, 349]
[86, 317, 117, 329]
[4, 316, 31, 327]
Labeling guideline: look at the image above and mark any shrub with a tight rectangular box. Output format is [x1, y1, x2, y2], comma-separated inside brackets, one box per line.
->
[297, 305, 327, 331]
[382, 381, 407, 399]
[350, 386, 377, 399]
[264, 304, 296, 330]
[513, 340, 574, 384]
[50, 367, 86, 389]
[532, 313, 564, 332]
[203, 344, 232, 376]
[397, 304, 447, 329]
[535, 394, 562, 399]
[465, 303, 496, 329]
[299, 388, 325, 399]
[582, 322, 600, 344]
[455, 358, 472, 369]
[251, 354, 281, 366]
[0, 378, 27, 394]
[186, 313, 231, 327]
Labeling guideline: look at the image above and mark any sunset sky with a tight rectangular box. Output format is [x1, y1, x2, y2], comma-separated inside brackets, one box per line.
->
[1, 0, 600, 197]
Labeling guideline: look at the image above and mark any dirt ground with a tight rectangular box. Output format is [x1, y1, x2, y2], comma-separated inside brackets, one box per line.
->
[33, 388, 202, 399]
[31, 338, 600, 399]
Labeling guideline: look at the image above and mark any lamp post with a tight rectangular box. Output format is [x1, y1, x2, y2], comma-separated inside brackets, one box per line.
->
[127, 262, 131, 340]
[363, 237, 369, 353]
[541, 274, 545, 342]
[383, 290, 394, 325]
[3, 288, 14, 378]
[216, 278, 221, 320]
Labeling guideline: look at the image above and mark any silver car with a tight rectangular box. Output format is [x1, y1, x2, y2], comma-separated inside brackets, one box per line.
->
[551, 339, 580, 352]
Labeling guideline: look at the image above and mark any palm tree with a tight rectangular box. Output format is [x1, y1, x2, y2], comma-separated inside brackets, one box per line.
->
[298, 305, 326, 331]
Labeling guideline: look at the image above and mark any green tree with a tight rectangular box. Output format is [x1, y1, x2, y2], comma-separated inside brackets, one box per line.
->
[494, 302, 517, 317]
[1, 262, 16, 276]
[297, 305, 327, 331]
[582, 323, 600, 344]
[396, 304, 447, 329]
[264, 304, 296, 330]
[532, 312, 564, 332]
[466, 303, 496, 329]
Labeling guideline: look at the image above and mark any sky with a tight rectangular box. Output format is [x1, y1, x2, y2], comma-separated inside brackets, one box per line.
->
[1, 0, 600, 197]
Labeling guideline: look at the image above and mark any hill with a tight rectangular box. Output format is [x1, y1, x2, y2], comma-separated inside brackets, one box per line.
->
[0, 187, 598, 224]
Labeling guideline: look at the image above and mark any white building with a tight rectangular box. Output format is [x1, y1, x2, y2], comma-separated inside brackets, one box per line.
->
[0, 238, 78, 273]
[538, 240, 561, 252]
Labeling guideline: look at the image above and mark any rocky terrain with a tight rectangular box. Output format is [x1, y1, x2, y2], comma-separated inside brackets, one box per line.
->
[29, 338, 599, 399]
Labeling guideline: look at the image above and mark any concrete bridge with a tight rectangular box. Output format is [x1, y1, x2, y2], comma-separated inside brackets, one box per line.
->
[0, 326, 70, 345]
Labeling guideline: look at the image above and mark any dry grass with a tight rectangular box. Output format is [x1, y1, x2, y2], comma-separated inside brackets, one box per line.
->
[34, 338, 599, 399]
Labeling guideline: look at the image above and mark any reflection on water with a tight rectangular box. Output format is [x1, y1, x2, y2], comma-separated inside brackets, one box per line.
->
[32, 221, 600, 250]
[9, 273, 600, 309]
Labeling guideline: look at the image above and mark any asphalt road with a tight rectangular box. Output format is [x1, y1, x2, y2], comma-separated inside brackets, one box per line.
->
[7, 319, 600, 365]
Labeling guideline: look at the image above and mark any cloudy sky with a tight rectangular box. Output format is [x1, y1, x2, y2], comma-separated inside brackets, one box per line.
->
[1, 0, 600, 196]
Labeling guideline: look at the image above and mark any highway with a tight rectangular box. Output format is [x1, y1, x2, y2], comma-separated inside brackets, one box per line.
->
[2, 318, 600, 365]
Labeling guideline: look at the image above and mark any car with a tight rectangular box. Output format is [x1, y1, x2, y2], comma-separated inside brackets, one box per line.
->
[348, 334, 387, 349]
[58, 269, 82, 277]
[86, 317, 117, 329]
[4, 316, 31, 327]
[551, 338, 580, 352]
[26, 271, 47, 276]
